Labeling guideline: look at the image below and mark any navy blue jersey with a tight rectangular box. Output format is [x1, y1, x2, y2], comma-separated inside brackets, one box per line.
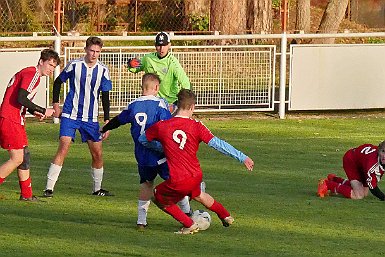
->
[118, 95, 171, 166]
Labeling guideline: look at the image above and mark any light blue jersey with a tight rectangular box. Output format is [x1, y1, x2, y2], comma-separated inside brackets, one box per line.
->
[59, 58, 112, 122]
[118, 95, 171, 166]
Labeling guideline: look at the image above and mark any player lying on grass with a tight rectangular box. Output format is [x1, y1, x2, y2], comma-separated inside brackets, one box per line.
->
[100, 73, 192, 230]
[139, 89, 254, 234]
[318, 141, 385, 200]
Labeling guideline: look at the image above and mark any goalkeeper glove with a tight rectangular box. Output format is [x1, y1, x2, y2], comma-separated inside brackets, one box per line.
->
[127, 58, 141, 68]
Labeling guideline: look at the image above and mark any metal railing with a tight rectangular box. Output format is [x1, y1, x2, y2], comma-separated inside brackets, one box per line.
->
[3, 32, 385, 118]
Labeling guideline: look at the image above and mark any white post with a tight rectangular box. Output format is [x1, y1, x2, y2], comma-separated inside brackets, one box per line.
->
[54, 35, 61, 79]
[53, 35, 61, 124]
[279, 33, 287, 119]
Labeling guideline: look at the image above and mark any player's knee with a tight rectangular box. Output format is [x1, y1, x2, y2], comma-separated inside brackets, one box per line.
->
[91, 151, 103, 162]
[17, 147, 30, 170]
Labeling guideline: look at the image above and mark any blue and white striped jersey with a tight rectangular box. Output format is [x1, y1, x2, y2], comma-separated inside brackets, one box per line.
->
[117, 95, 171, 166]
[59, 58, 112, 122]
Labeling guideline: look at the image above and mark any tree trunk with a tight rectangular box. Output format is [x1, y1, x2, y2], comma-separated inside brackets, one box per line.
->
[295, 0, 310, 33]
[314, 0, 349, 44]
[210, 0, 247, 44]
[247, 0, 272, 34]
[184, 0, 209, 16]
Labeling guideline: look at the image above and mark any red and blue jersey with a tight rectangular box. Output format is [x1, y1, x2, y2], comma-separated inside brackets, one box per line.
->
[59, 58, 112, 122]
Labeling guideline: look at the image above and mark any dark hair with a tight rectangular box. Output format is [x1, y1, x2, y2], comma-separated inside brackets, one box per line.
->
[142, 73, 160, 90]
[177, 89, 196, 110]
[40, 49, 60, 65]
[379, 141, 385, 153]
[86, 36, 103, 48]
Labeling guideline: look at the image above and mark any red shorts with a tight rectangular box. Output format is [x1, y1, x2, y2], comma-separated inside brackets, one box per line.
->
[343, 149, 367, 185]
[0, 117, 27, 150]
[154, 173, 203, 207]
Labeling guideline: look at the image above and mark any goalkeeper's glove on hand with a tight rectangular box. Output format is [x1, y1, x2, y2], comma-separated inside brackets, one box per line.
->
[127, 58, 141, 68]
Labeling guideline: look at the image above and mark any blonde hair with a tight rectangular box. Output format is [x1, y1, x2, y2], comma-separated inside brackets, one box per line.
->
[142, 73, 160, 91]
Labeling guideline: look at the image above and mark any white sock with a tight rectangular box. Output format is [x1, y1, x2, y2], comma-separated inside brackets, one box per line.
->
[200, 181, 206, 192]
[91, 167, 103, 192]
[177, 196, 191, 214]
[46, 163, 62, 191]
[137, 200, 151, 225]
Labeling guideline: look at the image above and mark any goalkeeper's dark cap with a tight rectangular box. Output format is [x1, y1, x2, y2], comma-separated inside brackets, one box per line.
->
[155, 32, 171, 46]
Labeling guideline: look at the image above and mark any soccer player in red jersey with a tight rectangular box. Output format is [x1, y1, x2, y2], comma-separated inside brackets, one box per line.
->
[0, 49, 60, 201]
[139, 89, 254, 234]
[318, 141, 385, 200]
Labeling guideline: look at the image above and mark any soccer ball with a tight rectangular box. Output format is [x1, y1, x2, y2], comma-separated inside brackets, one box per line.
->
[191, 210, 211, 231]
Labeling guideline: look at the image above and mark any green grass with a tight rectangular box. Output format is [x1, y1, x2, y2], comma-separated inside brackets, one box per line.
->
[2, 114, 385, 256]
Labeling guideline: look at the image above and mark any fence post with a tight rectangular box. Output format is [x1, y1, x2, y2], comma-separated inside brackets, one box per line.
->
[279, 32, 287, 119]
[53, 35, 61, 124]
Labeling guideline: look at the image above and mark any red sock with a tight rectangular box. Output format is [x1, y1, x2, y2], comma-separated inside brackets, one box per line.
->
[0, 177, 5, 184]
[326, 180, 351, 198]
[19, 177, 33, 198]
[332, 176, 350, 186]
[208, 200, 230, 219]
[164, 204, 194, 228]
[336, 184, 352, 198]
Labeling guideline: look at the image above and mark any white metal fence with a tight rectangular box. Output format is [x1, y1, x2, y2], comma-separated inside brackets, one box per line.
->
[3, 32, 385, 118]
[64, 45, 276, 113]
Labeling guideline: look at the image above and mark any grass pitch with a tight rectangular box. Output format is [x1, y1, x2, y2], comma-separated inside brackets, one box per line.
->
[1, 114, 385, 256]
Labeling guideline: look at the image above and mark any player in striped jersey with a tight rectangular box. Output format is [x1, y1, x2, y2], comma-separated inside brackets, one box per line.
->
[101, 73, 191, 230]
[44, 37, 113, 197]
[0, 49, 60, 201]
[318, 141, 385, 200]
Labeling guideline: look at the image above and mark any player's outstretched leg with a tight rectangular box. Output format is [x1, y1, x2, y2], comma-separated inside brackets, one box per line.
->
[194, 192, 234, 227]
[152, 195, 198, 235]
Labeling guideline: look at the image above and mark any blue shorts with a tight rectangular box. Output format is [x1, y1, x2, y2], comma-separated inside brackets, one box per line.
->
[138, 162, 169, 184]
[60, 117, 102, 143]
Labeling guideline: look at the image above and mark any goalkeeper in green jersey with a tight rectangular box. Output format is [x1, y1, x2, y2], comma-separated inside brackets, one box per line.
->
[127, 32, 191, 111]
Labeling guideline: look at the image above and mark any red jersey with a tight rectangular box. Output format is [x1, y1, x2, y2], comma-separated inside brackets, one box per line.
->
[145, 116, 214, 183]
[349, 144, 385, 189]
[0, 66, 40, 125]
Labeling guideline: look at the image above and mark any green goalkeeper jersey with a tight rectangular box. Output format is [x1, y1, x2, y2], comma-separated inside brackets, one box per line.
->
[128, 52, 190, 104]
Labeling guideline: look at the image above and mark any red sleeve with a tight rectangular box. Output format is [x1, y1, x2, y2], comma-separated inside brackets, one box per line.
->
[197, 121, 214, 144]
[368, 172, 378, 189]
[19, 69, 39, 92]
